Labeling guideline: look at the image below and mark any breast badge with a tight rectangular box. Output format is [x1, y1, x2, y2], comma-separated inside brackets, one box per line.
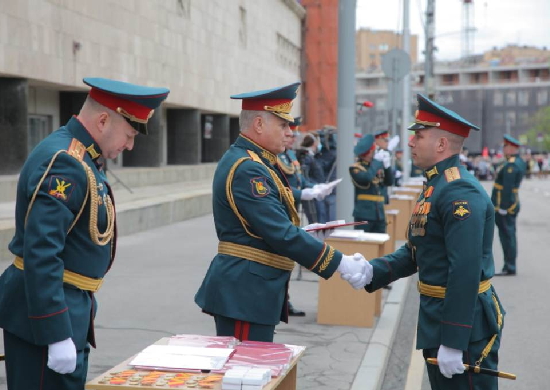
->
[452, 200, 471, 220]
[47, 175, 75, 202]
[250, 176, 271, 197]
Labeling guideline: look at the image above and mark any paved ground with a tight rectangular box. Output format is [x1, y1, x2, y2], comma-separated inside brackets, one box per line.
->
[1, 176, 549, 389]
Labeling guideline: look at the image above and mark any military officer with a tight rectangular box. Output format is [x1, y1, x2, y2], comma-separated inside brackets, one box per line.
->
[492, 134, 526, 276]
[194, 82, 370, 342]
[359, 94, 505, 390]
[350, 134, 393, 233]
[0, 78, 169, 390]
[278, 117, 325, 209]
[373, 130, 394, 204]
[277, 117, 319, 317]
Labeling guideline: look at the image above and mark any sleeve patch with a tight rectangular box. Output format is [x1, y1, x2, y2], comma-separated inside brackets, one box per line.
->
[250, 176, 271, 198]
[452, 200, 471, 220]
[47, 175, 76, 202]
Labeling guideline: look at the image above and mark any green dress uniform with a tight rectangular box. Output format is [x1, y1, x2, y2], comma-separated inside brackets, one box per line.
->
[195, 135, 342, 341]
[367, 155, 504, 389]
[365, 94, 505, 390]
[491, 137, 526, 275]
[0, 118, 116, 389]
[0, 78, 169, 390]
[195, 83, 342, 342]
[350, 134, 393, 233]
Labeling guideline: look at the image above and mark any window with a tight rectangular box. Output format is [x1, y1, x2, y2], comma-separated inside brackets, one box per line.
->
[518, 112, 529, 125]
[494, 112, 504, 126]
[505, 111, 516, 126]
[28, 115, 52, 153]
[505, 91, 516, 106]
[493, 91, 503, 106]
[375, 97, 386, 110]
[518, 91, 529, 106]
[379, 44, 389, 51]
[537, 90, 548, 105]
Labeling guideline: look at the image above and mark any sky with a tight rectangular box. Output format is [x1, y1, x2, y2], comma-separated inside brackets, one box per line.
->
[356, 0, 550, 61]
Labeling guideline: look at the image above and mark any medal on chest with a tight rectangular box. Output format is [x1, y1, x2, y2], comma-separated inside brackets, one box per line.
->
[409, 186, 433, 237]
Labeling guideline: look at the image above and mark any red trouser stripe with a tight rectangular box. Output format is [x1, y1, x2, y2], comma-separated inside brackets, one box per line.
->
[234, 320, 251, 341]
[241, 321, 250, 341]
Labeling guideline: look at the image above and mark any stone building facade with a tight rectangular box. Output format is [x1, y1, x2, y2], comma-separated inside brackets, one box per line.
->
[0, 0, 304, 173]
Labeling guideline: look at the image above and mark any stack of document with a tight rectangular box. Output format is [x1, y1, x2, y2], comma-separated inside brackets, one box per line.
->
[129, 345, 234, 371]
[329, 229, 390, 242]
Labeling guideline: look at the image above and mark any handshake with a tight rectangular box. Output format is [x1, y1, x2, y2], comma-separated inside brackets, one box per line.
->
[337, 253, 373, 289]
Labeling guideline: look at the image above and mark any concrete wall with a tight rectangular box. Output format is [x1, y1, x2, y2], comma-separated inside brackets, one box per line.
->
[0, 0, 304, 116]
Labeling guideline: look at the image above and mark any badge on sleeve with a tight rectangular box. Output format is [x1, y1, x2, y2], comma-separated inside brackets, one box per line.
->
[452, 200, 471, 220]
[48, 175, 75, 202]
[250, 177, 271, 197]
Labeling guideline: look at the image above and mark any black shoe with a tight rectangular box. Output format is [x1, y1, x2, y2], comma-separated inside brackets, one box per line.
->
[288, 304, 306, 317]
[495, 270, 516, 276]
[383, 285, 392, 290]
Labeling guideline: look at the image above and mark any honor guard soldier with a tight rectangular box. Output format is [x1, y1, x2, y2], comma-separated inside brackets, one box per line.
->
[360, 94, 505, 390]
[0, 78, 169, 390]
[194, 82, 370, 342]
[492, 134, 526, 276]
[350, 134, 393, 233]
[373, 130, 395, 204]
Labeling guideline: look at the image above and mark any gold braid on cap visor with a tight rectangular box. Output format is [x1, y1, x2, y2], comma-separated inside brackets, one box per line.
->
[116, 107, 154, 124]
[264, 101, 294, 122]
[414, 110, 440, 127]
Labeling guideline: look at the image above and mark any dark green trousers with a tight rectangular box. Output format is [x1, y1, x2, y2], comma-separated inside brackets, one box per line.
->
[3, 330, 90, 390]
[495, 213, 518, 273]
[214, 315, 275, 342]
[423, 334, 500, 390]
[354, 217, 387, 233]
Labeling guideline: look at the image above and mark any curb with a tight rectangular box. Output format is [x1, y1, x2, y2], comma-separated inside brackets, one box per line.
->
[351, 276, 411, 390]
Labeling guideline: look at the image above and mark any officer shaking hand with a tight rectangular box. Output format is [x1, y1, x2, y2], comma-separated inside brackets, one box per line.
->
[360, 94, 506, 390]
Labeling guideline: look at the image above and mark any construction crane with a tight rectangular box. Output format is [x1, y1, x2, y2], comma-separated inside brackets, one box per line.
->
[461, 0, 476, 61]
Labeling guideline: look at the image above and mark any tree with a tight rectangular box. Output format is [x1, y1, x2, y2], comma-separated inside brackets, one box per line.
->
[525, 106, 550, 152]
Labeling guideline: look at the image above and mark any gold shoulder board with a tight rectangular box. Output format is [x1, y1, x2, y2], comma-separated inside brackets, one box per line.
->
[444, 167, 461, 182]
[67, 139, 86, 162]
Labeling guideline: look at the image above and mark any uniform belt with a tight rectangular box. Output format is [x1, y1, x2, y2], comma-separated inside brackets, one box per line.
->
[357, 194, 385, 202]
[493, 183, 518, 193]
[13, 256, 104, 292]
[218, 242, 295, 271]
[417, 279, 491, 298]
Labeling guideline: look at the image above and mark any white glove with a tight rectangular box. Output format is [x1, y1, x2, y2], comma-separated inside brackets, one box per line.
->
[395, 170, 402, 179]
[497, 209, 507, 216]
[388, 135, 400, 152]
[303, 223, 334, 241]
[374, 149, 391, 169]
[301, 187, 322, 201]
[48, 338, 77, 374]
[337, 253, 373, 289]
[313, 183, 334, 198]
[437, 345, 465, 379]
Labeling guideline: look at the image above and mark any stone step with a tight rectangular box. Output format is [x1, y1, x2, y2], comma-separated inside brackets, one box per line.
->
[0, 164, 218, 203]
[0, 179, 213, 262]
